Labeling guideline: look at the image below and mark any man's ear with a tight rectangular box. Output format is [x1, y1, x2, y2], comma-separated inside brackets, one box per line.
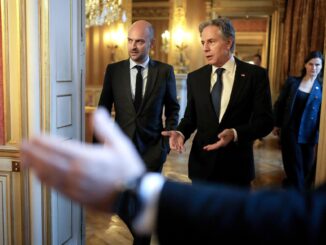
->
[150, 39, 155, 49]
[226, 38, 233, 51]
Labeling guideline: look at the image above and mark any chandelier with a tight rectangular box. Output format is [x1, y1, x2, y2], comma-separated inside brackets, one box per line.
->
[85, 0, 126, 28]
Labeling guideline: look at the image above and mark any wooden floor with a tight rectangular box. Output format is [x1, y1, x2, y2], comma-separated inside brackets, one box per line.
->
[85, 133, 284, 245]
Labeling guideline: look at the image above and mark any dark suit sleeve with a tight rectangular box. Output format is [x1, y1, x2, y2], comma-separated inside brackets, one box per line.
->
[98, 64, 114, 114]
[273, 78, 292, 127]
[93, 65, 114, 143]
[235, 67, 273, 141]
[164, 66, 180, 130]
[177, 75, 197, 140]
[156, 181, 326, 244]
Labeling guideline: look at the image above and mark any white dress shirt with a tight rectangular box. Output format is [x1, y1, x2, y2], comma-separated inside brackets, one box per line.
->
[133, 173, 165, 235]
[130, 57, 150, 99]
[211, 56, 236, 123]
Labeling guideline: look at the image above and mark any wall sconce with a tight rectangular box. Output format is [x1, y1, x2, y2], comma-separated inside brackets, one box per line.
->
[173, 26, 191, 74]
[161, 30, 170, 54]
[104, 24, 126, 63]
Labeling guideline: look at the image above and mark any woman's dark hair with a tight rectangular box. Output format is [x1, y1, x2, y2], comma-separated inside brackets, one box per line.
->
[300, 51, 324, 79]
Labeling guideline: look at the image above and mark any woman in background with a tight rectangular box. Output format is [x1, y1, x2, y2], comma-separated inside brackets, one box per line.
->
[273, 51, 324, 191]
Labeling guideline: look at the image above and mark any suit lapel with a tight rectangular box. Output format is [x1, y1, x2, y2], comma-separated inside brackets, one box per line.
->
[201, 65, 216, 118]
[140, 59, 158, 111]
[121, 60, 135, 111]
[221, 58, 247, 122]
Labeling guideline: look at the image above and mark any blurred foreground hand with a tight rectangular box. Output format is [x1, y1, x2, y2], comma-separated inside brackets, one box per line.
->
[20, 108, 145, 212]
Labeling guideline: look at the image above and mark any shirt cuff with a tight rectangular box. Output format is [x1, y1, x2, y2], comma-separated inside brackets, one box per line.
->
[132, 173, 165, 235]
[231, 128, 238, 142]
[176, 131, 185, 139]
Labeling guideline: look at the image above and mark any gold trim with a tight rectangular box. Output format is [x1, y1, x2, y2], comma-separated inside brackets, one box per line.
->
[39, 1, 51, 244]
[20, 0, 28, 140]
[1, 0, 10, 143]
[0, 0, 23, 148]
[85, 106, 96, 113]
[132, 7, 169, 20]
[0, 148, 19, 158]
[133, 2, 169, 8]
[40, 0, 50, 133]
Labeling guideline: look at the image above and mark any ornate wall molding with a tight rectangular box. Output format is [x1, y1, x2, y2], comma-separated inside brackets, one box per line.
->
[0, 172, 10, 245]
[208, 0, 285, 18]
[132, 7, 169, 20]
[132, 2, 169, 20]
[0, 0, 25, 148]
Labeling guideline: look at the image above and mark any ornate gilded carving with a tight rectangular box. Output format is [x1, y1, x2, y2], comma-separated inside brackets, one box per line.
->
[132, 7, 169, 19]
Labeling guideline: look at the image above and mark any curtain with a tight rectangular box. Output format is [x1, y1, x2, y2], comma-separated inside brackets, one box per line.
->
[281, 0, 325, 85]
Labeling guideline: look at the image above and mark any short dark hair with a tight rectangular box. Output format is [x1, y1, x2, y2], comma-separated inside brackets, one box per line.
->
[254, 54, 261, 60]
[199, 17, 236, 53]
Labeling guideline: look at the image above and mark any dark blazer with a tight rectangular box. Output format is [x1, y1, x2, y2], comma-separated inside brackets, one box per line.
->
[157, 180, 326, 244]
[274, 76, 322, 144]
[98, 59, 179, 171]
[177, 57, 273, 184]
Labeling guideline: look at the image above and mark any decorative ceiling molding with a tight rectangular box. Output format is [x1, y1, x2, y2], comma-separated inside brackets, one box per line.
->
[132, 5, 169, 20]
[208, 0, 285, 18]
[133, 2, 169, 8]
[133, 0, 168, 2]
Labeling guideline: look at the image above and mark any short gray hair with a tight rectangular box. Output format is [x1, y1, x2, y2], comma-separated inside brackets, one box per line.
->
[199, 18, 236, 53]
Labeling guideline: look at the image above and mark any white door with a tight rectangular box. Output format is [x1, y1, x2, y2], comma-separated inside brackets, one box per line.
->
[0, 0, 85, 244]
[48, 0, 85, 244]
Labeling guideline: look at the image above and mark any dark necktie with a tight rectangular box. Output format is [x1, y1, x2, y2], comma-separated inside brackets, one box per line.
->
[211, 68, 224, 120]
[134, 65, 143, 111]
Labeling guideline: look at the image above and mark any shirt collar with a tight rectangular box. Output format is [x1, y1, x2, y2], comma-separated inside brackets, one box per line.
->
[211, 55, 235, 74]
[130, 56, 150, 70]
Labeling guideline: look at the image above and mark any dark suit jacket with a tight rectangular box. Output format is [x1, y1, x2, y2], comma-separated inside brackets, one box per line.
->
[274, 76, 322, 144]
[157, 180, 326, 244]
[98, 59, 179, 171]
[177, 57, 273, 184]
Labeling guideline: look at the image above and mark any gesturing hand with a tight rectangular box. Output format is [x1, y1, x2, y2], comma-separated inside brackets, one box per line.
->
[161, 130, 185, 153]
[20, 108, 145, 212]
[203, 129, 235, 151]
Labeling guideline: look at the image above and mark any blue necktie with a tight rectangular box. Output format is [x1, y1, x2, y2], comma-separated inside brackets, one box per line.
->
[134, 65, 143, 111]
[211, 68, 224, 120]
